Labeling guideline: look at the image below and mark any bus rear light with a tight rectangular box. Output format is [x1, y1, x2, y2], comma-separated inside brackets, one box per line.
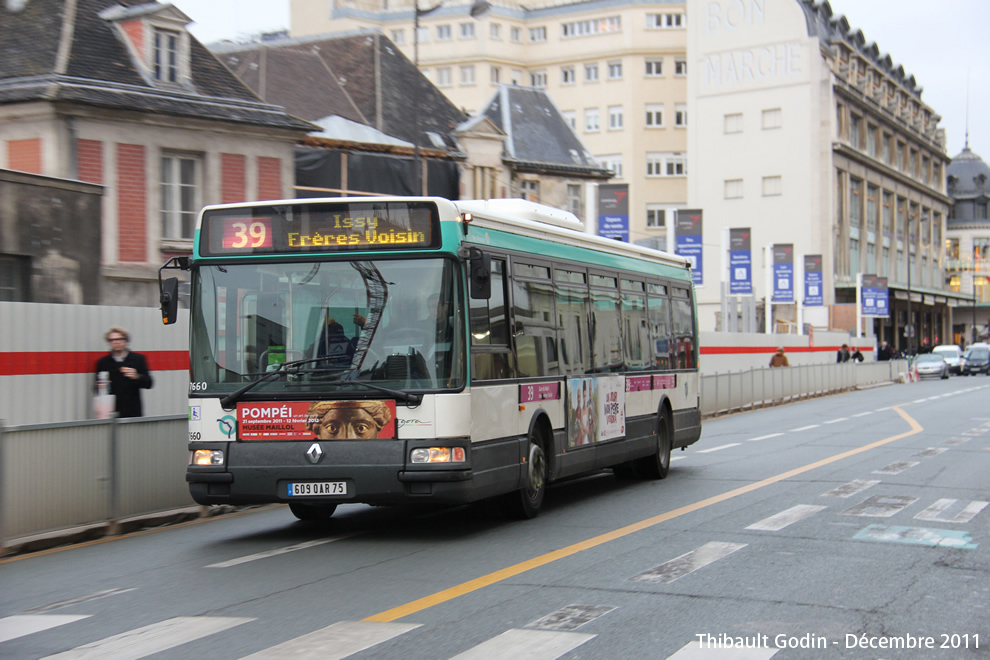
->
[410, 447, 466, 464]
[191, 449, 224, 466]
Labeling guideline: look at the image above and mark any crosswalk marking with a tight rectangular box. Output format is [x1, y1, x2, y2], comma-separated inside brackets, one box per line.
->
[632, 542, 747, 584]
[206, 533, 361, 568]
[746, 505, 826, 531]
[697, 443, 740, 453]
[912, 447, 948, 457]
[41, 616, 254, 659]
[821, 479, 880, 498]
[914, 499, 989, 524]
[449, 628, 595, 659]
[667, 640, 779, 659]
[853, 524, 978, 549]
[872, 461, 919, 475]
[842, 495, 917, 517]
[0, 615, 90, 644]
[944, 437, 969, 445]
[526, 604, 615, 631]
[241, 620, 419, 659]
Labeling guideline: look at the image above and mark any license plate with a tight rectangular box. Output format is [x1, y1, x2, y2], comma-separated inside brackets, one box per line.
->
[287, 481, 347, 497]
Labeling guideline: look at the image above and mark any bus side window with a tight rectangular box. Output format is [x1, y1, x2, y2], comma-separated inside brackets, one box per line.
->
[648, 288, 673, 370]
[556, 285, 590, 375]
[671, 287, 696, 369]
[512, 271, 556, 378]
[470, 259, 516, 380]
[590, 282, 622, 373]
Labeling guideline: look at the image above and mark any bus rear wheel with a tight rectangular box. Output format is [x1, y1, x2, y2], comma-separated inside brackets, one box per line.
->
[503, 429, 547, 519]
[289, 502, 337, 521]
[638, 411, 671, 480]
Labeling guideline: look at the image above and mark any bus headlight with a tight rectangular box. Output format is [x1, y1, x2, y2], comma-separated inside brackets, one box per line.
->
[410, 447, 466, 464]
[191, 449, 224, 466]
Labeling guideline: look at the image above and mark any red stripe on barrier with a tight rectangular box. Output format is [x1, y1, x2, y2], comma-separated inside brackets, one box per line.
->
[699, 345, 873, 355]
[0, 351, 189, 376]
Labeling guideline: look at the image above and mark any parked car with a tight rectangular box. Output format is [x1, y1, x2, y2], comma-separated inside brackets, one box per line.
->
[932, 344, 963, 374]
[960, 346, 990, 375]
[913, 353, 950, 379]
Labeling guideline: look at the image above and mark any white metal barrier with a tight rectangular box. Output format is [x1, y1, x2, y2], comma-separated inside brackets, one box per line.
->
[0, 360, 910, 554]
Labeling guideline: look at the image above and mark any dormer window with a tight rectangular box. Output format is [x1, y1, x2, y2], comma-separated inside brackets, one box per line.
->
[154, 28, 180, 83]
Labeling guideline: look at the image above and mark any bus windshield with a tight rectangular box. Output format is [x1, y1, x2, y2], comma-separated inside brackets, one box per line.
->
[189, 257, 464, 395]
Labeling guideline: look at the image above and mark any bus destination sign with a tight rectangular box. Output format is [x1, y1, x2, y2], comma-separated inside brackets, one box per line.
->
[202, 201, 439, 256]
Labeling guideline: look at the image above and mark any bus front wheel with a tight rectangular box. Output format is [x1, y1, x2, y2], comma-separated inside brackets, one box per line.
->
[503, 429, 547, 519]
[289, 502, 337, 521]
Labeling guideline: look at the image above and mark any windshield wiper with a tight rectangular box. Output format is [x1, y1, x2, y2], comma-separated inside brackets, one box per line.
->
[220, 357, 327, 408]
[323, 377, 423, 407]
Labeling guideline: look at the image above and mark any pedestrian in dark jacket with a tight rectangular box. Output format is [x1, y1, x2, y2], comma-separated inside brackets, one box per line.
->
[95, 326, 153, 418]
[837, 343, 851, 363]
[877, 341, 892, 361]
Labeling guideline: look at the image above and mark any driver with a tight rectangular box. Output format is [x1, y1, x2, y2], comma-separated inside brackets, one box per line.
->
[305, 400, 392, 439]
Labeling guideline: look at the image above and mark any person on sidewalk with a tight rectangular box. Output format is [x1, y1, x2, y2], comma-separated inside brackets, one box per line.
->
[769, 346, 790, 367]
[95, 326, 153, 418]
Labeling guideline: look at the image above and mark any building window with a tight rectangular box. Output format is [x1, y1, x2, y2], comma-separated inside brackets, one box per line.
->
[597, 154, 622, 178]
[0, 255, 29, 301]
[585, 108, 600, 132]
[437, 24, 452, 40]
[562, 16, 621, 37]
[567, 184, 583, 217]
[646, 207, 666, 228]
[511, 26, 521, 42]
[608, 61, 623, 80]
[647, 13, 684, 28]
[646, 104, 664, 127]
[391, 29, 405, 44]
[436, 67, 452, 87]
[608, 105, 623, 130]
[520, 179, 539, 202]
[153, 28, 180, 83]
[724, 179, 743, 199]
[882, 132, 891, 164]
[531, 71, 547, 88]
[849, 113, 862, 149]
[416, 26, 429, 43]
[762, 175, 782, 196]
[867, 124, 877, 157]
[460, 65, 475, 85]
[511, 69, 522, 84]
[674, 59, 687, 76]
[585, 63, 599, 82]
[529, 27, 546, 42]
[647, 153, 685, 177]
[561, 66, 576, 85]
[562, 110, 576, 129]
[724, 112, 742, 133]
[645, 59, 663, 76]
[762, 108, 781, 130]
[490, 66, 501, 84]
[490, 22, 501, 39]
[674, 104, 687, 127]
[460, 22, 475, 38]
[161, 153, 200, 240]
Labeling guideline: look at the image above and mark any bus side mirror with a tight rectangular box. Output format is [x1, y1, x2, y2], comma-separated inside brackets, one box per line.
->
[469, 247, 491, 300]
[160, 277, 180, 325]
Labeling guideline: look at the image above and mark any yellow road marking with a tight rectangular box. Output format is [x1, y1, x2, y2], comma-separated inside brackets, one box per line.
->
[364, 406, 922, 622]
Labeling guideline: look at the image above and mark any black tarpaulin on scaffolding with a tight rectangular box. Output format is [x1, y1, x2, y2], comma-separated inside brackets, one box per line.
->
[295, 147, 460, 199]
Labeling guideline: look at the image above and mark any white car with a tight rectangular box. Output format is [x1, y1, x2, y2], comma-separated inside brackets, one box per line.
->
[913, 353, 950, 379]
[932, 344, 963, 374]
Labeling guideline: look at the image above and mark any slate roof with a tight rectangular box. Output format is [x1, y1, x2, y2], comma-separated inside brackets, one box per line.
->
[947, 146, 990, 200]
[0, 0, 314, 132]
[480, 84, 612, 178]
[213, 31, 467, 153]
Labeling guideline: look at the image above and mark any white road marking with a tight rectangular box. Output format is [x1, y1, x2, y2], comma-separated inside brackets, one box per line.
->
[42, 617, 253, 659]
[632, 542, 747, 584]
[912, 447, 948, 458]
[872, 461, 919, 475]
[241, 621, 420, 660]
[526, 604, 615, 631]
[944, 437, 970, 445]
[747, 433, 784, 442]
[667, 640, 779, 659]
[789, 425, 819, 432]
[207, 533, 361, 568]
[0, 615, 90, 644]
[852, 411, 873, 417]
[914, 499, 989, 524]
[842, 495, 918, 517]
[823, 418, 848, 424]
[746, 505, 827, 531]
[874, 406, 892, 412]
[25, 589, 135, 614]
[449, 629, 595, 660]
[697, 443, 740, 454]
[911, 399, 928, 404]
[821, 479, 880, 498]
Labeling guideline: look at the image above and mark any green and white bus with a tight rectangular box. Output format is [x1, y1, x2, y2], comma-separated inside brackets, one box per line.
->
[160, 196, 701, 521]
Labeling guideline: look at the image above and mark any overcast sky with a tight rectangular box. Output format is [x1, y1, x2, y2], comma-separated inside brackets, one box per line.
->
[169, 0, 990, 160]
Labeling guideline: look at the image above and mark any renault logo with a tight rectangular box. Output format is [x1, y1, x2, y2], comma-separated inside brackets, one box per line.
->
[306, 443, 324, 464]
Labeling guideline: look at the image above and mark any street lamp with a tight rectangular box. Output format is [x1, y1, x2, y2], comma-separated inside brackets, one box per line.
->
[411, 0, 490, 194]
